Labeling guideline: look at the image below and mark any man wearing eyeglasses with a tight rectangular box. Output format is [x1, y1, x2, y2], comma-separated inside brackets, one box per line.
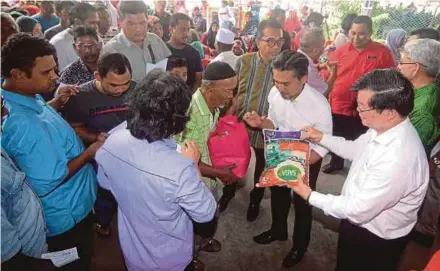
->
[398, 38, 440, 248]
[218, 19, 285, 216]
[321, 15, 395, 174]
[59, 26, 102, 86]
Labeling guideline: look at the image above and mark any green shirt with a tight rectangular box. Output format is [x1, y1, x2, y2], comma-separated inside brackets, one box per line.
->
[174, 89, 220, 192]
[409, 83, 440, 153]
[235, 52, 274, 149]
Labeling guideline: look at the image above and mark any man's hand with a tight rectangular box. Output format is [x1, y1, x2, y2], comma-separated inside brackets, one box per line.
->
[85, 141, 104, 160]
[300, 126, 324, 143]
[216, 165, 239, 185]
[97, 132, 108, 143]
[291, 180, 312, 201]
[326, 61, 338, 76]
[181, 141, 201, 165]
[243, 111, 266, 128]
[56, 85, 80, 107]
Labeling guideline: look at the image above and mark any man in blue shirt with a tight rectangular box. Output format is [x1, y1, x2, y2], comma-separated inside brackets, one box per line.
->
[1, 33, 102, 271]
[32, 1, 60, 33]
[1, 96, 54, 270]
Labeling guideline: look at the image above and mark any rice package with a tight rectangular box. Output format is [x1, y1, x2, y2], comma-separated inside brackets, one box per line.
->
[257, 129, 310, 188]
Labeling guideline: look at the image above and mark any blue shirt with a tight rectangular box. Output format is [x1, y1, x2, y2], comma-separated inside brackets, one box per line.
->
[96, 128, 216, 271]
[32, 14, 60, 33]
[1, 149, 47, 262]
[1, 90, 97, 236]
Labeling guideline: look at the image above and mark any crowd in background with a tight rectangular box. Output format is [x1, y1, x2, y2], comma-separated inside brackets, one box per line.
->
[1, 0, 440, 271]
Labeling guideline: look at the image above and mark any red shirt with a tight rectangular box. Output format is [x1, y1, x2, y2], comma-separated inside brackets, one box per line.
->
[292, 29, 302, 51]
[328, 41, 396, 117]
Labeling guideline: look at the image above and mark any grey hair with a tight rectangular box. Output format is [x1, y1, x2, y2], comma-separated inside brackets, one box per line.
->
[0, 12, 18, 31]
[403, 38, 440, 77]
[299, 27, 325, 52]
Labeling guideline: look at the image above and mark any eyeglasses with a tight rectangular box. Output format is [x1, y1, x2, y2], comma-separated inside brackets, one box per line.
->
[260, 37, 285, 48]
[75, 43, 99, 51]
[357, 106, 375, 113]
[398, 61, 427, 68]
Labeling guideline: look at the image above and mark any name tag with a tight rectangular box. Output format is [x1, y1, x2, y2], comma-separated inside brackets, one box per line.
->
[367, 55, 377, 59]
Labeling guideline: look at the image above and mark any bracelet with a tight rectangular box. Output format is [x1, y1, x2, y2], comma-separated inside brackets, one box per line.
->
[306, 192, 312, 205]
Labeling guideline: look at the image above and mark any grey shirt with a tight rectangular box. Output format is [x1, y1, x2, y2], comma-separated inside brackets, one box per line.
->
[102, 32, 171, 82]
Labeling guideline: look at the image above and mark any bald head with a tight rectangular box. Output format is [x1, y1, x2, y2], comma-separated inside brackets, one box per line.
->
[299, 27, 325, 61]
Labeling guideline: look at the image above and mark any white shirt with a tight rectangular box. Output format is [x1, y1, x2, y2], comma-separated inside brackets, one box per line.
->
[50, 29, 78, 71]
[211, 51, 239, 70]
[297, 49, 328, 95]
[267, 84, 332, 158]
[310, 118, 429, 239]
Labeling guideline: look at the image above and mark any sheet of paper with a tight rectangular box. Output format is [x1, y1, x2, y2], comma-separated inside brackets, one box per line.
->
[108, 120, 127, 134]
[42, 247, 79, 268]
[146, 58, 168, 74]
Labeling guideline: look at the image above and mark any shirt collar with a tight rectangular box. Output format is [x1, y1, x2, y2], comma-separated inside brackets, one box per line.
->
[120, 31, 133, 48]
[415, 83, 437, 99]
[370, 118, 410, 146]
[256, 52, 270, 66]
[194, 89, 212, 116]
[1, 89, 43, 113]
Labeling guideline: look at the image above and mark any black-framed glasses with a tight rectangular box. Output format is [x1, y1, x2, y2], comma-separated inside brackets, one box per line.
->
[260, 37, 285, 48]
[398, 61, 427, 68]
[75, 43, 99, 51]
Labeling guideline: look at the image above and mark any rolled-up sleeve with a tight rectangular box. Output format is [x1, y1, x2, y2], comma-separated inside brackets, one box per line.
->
[174, 165, 216, 223]
[1, 207, 21, 263]
[2, 115, 68, 196]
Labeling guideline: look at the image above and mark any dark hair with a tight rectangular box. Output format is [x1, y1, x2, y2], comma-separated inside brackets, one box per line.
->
[272, 50, 309, 79]
[166, 56, 187, 71]
[204, 61, 236, 80]
[304, 12, 324, 27]
[16, 16, 38, 33]
[97, 53, 132, 78]
[341, 13, 357, 34]
[119, 0, 148, 20]
[94, 3, 108, 13]
[170, 13, 190, 27]
[73, 26, 99, 42]
[272, 8, 286, 19]
[351, 69, 414, 117]
[256, 19, 282, 39]
[126, 71, 192, 142]
[1, 33, 56, 78]
[409, 28, 440, 41]
[217, 41, 233, 52]
[69, 3, 96, 26]
[351, 15, 373, 33]
[55, 0, 75, 14]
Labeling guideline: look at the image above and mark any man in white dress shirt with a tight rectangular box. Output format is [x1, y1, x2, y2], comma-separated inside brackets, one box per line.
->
[243, 51, 332, 268]
[298, 27, 337, 97]
[294, 69, 429, 271]
[210, 28, 238, 70]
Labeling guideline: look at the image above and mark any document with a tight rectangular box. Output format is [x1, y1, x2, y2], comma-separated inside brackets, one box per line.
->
[146, 58, 168, 74]
[42, 247, 79, 267]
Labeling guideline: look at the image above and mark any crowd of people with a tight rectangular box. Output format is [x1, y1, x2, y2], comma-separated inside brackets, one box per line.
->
[1, 1, 440, 271]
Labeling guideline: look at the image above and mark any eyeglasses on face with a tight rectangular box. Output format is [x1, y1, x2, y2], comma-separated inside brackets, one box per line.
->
[260, 37, 285, 48]
[397, 61, 427, 68]
[357, 105, 375, 113]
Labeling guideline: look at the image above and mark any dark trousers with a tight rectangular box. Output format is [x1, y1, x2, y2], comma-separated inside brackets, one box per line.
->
[46, 212, 94, 271]
[329, 114, 367, 167]
[94, 185, 118, 228]
[222, 148, 266, 201]
[336, 220, 410, 271]
[224, 148, 322, 250]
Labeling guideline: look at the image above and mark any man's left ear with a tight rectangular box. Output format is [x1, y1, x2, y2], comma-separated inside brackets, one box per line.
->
[301, 75, 308, 85]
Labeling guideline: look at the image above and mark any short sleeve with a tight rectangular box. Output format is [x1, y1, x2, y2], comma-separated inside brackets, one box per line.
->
[174, 165, 216, 223]
[96, 148, 111, 191]
[2, 114, 68, 196]
[194, 50, 203, 72]
[1, 207, 21, 263]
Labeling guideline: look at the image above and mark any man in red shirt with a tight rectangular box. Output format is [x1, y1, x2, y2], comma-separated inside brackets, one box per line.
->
[292, 12, 323, 51]
[322, 15, 396, 173]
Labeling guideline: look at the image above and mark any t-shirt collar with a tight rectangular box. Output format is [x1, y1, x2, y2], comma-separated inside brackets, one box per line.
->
[1, 89, 43, 113]
[370, 118, 410, 146]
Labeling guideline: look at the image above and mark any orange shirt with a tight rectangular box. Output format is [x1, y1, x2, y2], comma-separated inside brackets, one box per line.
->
[328, 41, 396, 117]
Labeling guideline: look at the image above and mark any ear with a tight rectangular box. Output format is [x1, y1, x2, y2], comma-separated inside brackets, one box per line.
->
[10, 68, 29, 81]
[94, 71, 101, 81]
[300, 75, 308, 85]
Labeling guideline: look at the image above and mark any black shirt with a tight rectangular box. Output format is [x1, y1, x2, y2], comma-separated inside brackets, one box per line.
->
[282, 30, 292, 52]
[63, 80, 136, 134]
[166, 44, 203, 90]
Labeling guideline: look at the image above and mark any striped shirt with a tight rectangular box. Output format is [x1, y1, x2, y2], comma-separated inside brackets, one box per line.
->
[174, 89, 220, 194]
[235, 52, 274, 149]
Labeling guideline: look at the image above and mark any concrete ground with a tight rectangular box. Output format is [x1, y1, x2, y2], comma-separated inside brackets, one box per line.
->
[91, 152, 440, 271]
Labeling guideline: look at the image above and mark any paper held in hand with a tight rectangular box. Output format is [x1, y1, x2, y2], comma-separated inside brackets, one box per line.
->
[146, 58, 168, 74]
[41, 247, 79, 267]
[257, 129, 310, 188]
